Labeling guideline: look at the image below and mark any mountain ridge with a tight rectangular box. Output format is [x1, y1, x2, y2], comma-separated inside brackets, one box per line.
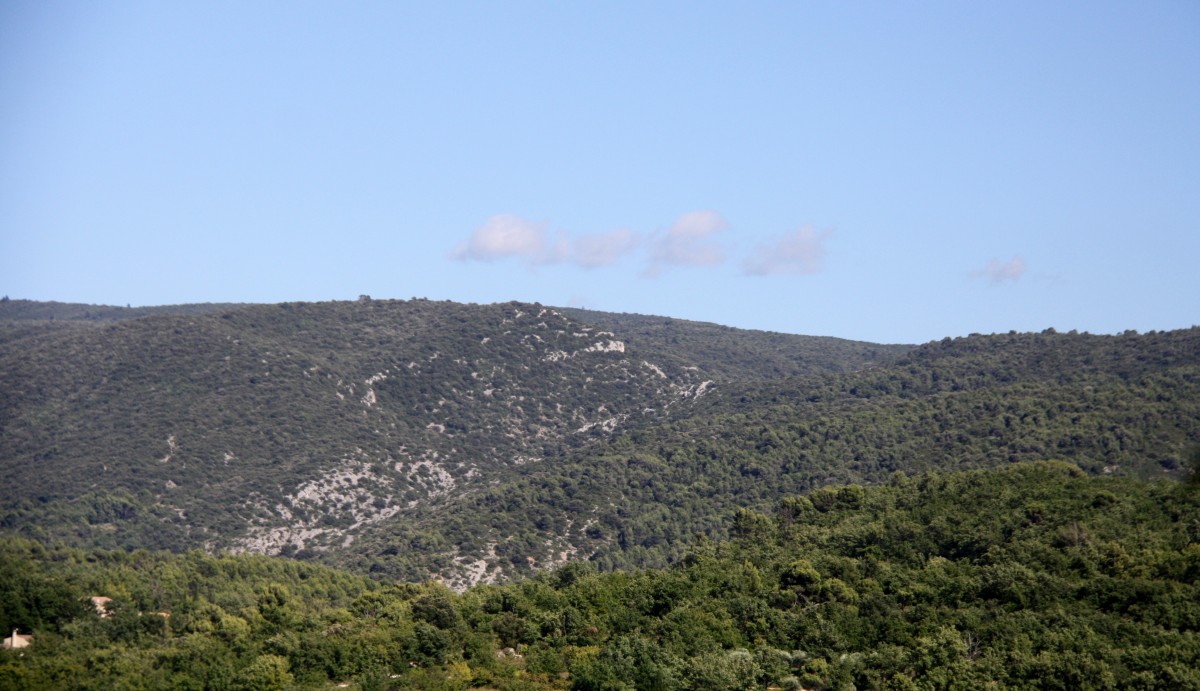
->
[1, 298, 906, 585]
[2, 298, 1196, 589]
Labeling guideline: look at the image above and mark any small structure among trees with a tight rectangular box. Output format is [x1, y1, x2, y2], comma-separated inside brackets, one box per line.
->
[2, 630, 32, 649]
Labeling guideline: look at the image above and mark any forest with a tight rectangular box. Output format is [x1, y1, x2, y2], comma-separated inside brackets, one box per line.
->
[3, 462, 1198, 690]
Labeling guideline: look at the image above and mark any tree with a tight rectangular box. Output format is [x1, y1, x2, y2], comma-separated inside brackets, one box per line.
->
[232, 655, 293, 691]
[1186, 444, 1200, 487]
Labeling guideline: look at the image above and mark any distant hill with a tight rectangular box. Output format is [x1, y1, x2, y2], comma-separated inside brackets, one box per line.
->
[0, 298, 903, 583]
[1, 298, 1197, 588]
[0, 297, 241, 322]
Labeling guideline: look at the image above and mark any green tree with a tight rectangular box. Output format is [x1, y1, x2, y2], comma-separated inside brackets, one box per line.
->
[232, 654, 293, 691]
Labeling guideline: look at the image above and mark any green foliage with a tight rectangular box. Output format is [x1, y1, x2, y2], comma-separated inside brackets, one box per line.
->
[232, 654, 293, 691]
[4, 300, 1199, 587]
[2, 298, 1199, 607]
[412, 588, 461, 630]
[355, 326, 1200, 581]
[2, 464, 1197, 689]
[0, 540, 91, 634]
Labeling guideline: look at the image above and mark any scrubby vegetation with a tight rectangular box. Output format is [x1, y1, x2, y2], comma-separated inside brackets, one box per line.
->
[558, 307, 907, 381]
[0, 298, 239, 322]
[351, 326, 1200, 580]
[2, 463, 1198, 689]
[2, 299, 1198, 687]
[1, 300, 1197, 587]
[0, 299, 909, 578]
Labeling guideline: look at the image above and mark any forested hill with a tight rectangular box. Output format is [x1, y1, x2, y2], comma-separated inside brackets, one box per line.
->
[343, 326, 1200, 583]
[3, 463, 1197, 689]
[0, 297, 240, 322]
[1, 298, 1197, 587]
[0, 298, 900, 579]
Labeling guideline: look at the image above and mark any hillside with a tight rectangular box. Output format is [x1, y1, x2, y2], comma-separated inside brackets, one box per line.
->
[1, 299, 1197, 588]
[0, 297, 240, 322]
[3, 463, 1197, 689]
[0, 299, 898, 580]
[559, 308, 908, 381]
[343, 327, 1200, 583]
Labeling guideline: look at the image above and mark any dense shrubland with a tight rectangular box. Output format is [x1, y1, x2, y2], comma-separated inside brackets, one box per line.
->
[351, 327, 1200, 580]
[0, 299, 908, 576]
[558, 307, 908, 381]
[0, 299, 729, 557]
[1, 300, 1197, 586]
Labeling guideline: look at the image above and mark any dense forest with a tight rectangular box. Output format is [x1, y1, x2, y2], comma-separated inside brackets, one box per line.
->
[3, 463, 1198, 689]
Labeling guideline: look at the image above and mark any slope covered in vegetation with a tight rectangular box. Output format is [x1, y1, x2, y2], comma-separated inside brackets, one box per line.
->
[0, 299, 902, 581]
[2, 301, 1199, 585]
[2, 463, 1197, 689]
[559, 307, 909, 382]
[0, 300, 698, 554]
[0, 298, 241, 323]
[344, 327, 1200, 581]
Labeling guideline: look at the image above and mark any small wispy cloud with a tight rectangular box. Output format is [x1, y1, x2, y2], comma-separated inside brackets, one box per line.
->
[450, 214, 566, 265]
[573, 229, 639, 269]
[975, 256, 1027, 284]
[453, 210, 838, 281]
[743, 226, 828, 276]
[644, 210, 728, 277]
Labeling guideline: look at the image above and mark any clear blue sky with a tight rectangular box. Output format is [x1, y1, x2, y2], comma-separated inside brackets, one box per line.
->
[3, 1, 1197, 343]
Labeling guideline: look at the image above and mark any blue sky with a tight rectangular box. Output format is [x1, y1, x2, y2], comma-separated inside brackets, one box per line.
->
[2, 1, 1197, 343]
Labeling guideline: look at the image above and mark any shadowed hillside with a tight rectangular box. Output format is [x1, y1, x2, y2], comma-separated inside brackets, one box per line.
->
[0, 299, 902, 584]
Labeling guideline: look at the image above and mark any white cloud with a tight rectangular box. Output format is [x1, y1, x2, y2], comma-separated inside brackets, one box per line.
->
[450, 214, 565, 265]
[573, 229, 639, 269]
[976, 256, 1027, 283]
[451, 216, 639, 269]
[743, 226, 828, 276]
[449, 211, 830, 279]
[644, 210, 727, 276]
